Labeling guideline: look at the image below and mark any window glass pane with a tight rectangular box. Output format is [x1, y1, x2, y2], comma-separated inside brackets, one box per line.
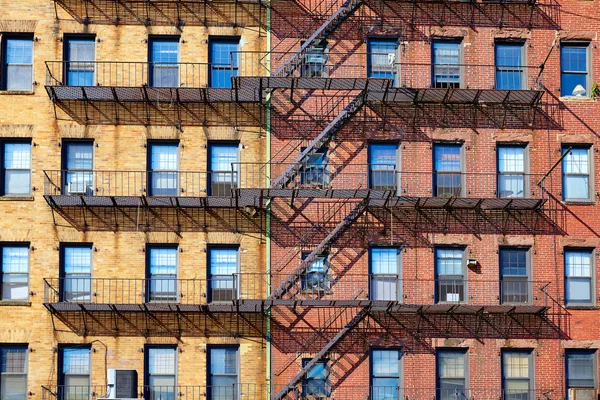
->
[495, 43, 523, 90]
[500, 249, 528, 276]
[210, 248, 237, 275]
[368, 39, 397, 80]
[433, 41, 460, 87]
[210, 145, 238, 172]
[4, 38, 33, 91]
[2, 247, 28, 274]
[62, 348, 90, 375]
[66, 38, 95, 86]
[498, 147, 525, 173]
[65, 143, 93, 170]
[563, 148, 589, 174]
[566, 279, 592, 302]
[4, 171, 30, 196]
[434, 145, 461, 172]
[1, 375, 27, 400]
[562, 74, 588, 96]
[149, 248, 177, 275]
[210, 39, 240, 88]
[0, 347, 27, 373]
[566, 251, 592, 277]
[4, 143, 31, 170]
[150, 145, 178, 171]
[438, 351, 465, 379]
[370, 144, 398, 168]
[63, 247, 91, 274]
[436, 248, 463, 276]
[210, 348, 238, 375]
[371, 248, 399, 275]
[503, 352, 530, 379]
[567, 352, 595, 388]
[372, 350, 400, 376]
[148, 348, 176, 375]
[565, 176, 590, 200]
[561, 46, 587, 72]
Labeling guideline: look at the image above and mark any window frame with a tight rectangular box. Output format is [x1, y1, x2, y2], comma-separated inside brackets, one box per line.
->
[560, 41, 591, 97]
[434, 246, 467, 304]
[0, 139, 32, 197]
[565, 350, 598, 395]
[564, 248, 596, 307]
[300, 39, 329, 78]
[1, 34, 34, 92]
[561, 145, 594, 203]
[300, 250, 330, 292]
[206, 345, 239, 400]
[145, 244, 179, 304]
[494, 40, 526, 90]
[206, 245, 240, 303]
[0, 243, 30, 302]
[368, 246, 402, 301]
[369, 347, 403, 400]
[147, 140, 180, 197]
[436, 348, 469, 399]
[367, 37, 399, 86]
[144, 345, 178, 400]
[208, 36, 240, 88]
[501, 349, 534, 400]
[61, 139, 94, 196]
[431, 38, 464, 89]
[148, 35, 180, 88]
[59, 243, 93, 303]
[433, 142, 465, 198]
[499, 246, 532, 305]
[496, 143, 529, 199]
[0, 344, 28, 400]
[301, 358, 330, 398]
[368, 141, 400, 192]
[58, 345, 91, 399]
[63, 34, 96, 87]
[207, 141, 240, 196]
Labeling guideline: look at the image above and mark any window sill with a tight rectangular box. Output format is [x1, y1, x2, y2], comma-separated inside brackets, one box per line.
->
[565, 305, 598, 310]
[300, 289, 334, 295]
[563, 200, 596, 206]
[0, 195, 34, 201]
[0, 90, 35, 96]
[0, 301, 31, 306]
[559, 96, 595, 102]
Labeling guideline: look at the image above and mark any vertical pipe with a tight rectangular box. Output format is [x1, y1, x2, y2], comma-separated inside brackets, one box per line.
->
[265, 0, 272, 395]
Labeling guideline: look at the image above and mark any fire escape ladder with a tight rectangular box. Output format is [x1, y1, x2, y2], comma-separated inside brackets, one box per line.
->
[270, 91, 367, 189]
[273, 308, 369, 400]
[270, 199, 368, 300]
[274, 0, 363, 77]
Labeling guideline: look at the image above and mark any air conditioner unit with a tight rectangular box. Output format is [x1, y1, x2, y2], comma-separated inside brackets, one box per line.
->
[103, 369, 138, 399]
[569, 388, 598, 400]
[67, 181, 93, 196]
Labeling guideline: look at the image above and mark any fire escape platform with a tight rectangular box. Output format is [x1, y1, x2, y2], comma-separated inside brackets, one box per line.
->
[367, 87, 544, 106]
[234, 76, 392, 91]
[44, 301, 266, 314]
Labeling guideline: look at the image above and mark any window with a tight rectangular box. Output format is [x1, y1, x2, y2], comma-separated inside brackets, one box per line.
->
[433, 143, 463, 197]
[208, 143, 239, 196]
[1, 36, 33, 91]
[368, 38, 398, 84]
[0, 245, 29, 302]
[564, 249, 594, 306]
[562, 146, 592, 202]
[370, 247, 401, 301]
[207, 346, 238, 400]
[60, 244, 92, 302]
[502, 350, 533, 400]
[209, 38, 239, 88]
[145, 346, 177, 400]
[302, 359, 329, 398]
[499, 247, 530, 305]
[149, 37, 179, 88]
[495, 42, 525, 90]
[148, 141, 179, 196]
[432, 39, 461, 89]
[435, 247, 465, 303]
[371, 349, 401, 400]
[1, 140, 31, 196]
[498, 144, 528, 198]
[59, 346, 90, 400]
[62, 140, 93, 196]
[301, 252, 329, 292]
[437, 349, 467, 400]
[369, 143, 399, 191]
[0, 345, 28, 400]
[208, 246, 239, 302]
[64, 35, 95, 86]
[566, 350, 597, 398]
[146, 246, 178, 303]
[302, 41, 328, 78]
[301, 148, 329, 188]
[561, 42, 590, 97]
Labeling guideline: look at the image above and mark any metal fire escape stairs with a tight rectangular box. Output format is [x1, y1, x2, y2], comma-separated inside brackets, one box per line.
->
[273, 307, 369, 400]
[274, 0, 363, 77]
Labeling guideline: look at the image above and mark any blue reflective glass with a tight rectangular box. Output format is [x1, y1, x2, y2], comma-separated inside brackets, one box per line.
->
[434, 144, 461, 172]
[561, 45, 588, 96]
[210, 39, 240, 88]
[149, 38, 179, 87]
[368, 39, 398, 82]
[66, 38, 95, 86]
[495, 43, 524, 90]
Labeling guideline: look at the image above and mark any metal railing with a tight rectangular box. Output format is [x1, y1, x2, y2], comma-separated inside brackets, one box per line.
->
[236, 51, 543, 89]
[45, 60, 266, 88]
[237, 163, 548, 200]
[43, 170, 240, 197]
[40, 384, 556, 400]
[44, 275, 552, 308]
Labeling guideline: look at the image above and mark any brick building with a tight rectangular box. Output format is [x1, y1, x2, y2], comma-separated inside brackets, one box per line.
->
[0, 0, 598, 399]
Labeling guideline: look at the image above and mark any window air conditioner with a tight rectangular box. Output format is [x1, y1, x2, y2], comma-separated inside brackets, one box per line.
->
[102, 369, 138, 399]
[67, 181, 93, 196]
[569, 388, 598, 400]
